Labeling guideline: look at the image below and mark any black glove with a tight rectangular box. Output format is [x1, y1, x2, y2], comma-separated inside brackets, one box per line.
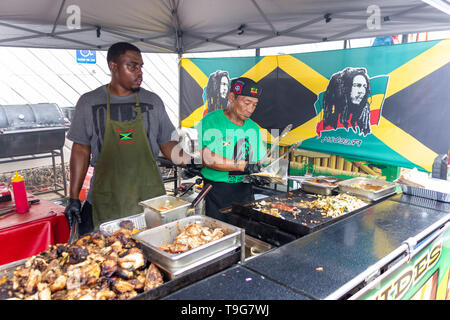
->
[64, 198, 82, 229]
[243, 162, 262, 174]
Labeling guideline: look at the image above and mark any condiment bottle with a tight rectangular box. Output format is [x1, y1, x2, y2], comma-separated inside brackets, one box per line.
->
[11, 171, 28, 213]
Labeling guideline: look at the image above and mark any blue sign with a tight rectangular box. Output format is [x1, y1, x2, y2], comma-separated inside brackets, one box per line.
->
[76, 50, 96, 64]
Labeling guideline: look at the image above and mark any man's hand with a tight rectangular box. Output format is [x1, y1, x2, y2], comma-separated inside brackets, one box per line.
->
[243, 162, 262, 174]
[64, 198, 82, 229]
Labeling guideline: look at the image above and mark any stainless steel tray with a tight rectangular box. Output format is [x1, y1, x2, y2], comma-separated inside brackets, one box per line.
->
[301, 177, 340, 195]
[132, 215, 242, 278]
[337, 177, 396, 201]
[140, 195, 192, 228]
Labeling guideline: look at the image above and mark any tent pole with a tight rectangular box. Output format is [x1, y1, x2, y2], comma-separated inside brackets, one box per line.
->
[178, 52, 182, 129]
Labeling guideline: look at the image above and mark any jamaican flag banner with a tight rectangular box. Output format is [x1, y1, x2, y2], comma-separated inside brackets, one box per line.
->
[180, 39, 450, 172]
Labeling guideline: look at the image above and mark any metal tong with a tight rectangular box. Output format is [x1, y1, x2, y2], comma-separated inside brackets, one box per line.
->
[68, 219, 79, 244]
[262, 139, 303, 173]
[260, 124, 293, 164]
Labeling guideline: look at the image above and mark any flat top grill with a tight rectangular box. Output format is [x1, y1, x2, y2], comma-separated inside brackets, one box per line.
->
[230, 189, 373, 245]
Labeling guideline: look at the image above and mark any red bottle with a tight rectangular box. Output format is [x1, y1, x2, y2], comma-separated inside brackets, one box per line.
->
[11, 171, 28, 213]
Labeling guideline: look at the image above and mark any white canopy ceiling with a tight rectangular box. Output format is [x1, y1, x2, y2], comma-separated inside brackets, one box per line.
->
[0, 0, 449, 54]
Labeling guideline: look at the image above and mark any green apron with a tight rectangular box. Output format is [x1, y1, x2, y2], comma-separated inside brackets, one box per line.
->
[92, 88, 166, 227]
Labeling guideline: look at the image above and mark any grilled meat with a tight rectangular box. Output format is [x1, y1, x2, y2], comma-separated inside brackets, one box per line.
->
[0, 228, 164, 300]
[118, 247, 146, 270]
[144, 263, 164, 291]
[160, 223, 225, 254]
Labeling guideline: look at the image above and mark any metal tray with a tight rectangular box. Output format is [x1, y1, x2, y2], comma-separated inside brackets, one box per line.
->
[337, 177, 396, 201]
[400, 178, 450, 203]
[132, 215, 243, 278]
[99, 213, 146, 236]
[140, 195, 192, 228]
[301, 177, 340, 195]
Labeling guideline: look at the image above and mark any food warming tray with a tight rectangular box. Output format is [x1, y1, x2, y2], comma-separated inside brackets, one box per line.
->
[140, 195, 191, 228]
[337, 177, 397, 201]
[132, 215, 243, 279]
[301, 176, 342, 195]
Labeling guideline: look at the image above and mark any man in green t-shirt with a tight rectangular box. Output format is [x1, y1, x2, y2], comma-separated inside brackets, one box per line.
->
[196, 77, 266, 220]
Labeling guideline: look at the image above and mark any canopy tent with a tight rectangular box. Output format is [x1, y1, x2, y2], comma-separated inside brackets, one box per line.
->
[0, 0, 449, 54]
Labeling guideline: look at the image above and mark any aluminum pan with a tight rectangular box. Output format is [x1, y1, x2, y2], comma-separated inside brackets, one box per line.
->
[301, 179, 338, 195]
[337, 177, 396, 201]
[132, 215, 242, 273]
[140, 195, 191, 228]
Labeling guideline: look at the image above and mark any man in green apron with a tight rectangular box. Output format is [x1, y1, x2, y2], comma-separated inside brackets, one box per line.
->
[65, 42, 193, 235]
[196, 77, 266, 221]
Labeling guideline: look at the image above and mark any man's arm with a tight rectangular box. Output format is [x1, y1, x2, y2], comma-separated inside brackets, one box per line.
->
[69, 142, 91, 199]
[201, 146, 246, 172]
[159, 141, 192, 167]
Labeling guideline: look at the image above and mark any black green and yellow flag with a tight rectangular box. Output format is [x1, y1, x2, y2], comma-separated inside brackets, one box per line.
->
[180, 39, 450, 172]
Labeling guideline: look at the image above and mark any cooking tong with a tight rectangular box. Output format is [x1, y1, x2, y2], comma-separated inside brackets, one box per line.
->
[68, 219, 79, 244]
[260, 124, 293, 165]
[249, 140, 303, 185]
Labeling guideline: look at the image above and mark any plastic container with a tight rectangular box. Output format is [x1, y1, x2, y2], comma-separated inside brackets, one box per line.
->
[11, 172, 28, 213]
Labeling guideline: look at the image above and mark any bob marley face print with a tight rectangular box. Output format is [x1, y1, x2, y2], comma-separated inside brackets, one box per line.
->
[350, 75, 368, 105]
[206, 70, 230, 114]
[321, 67, 372, 136]
[219, 76, 229, 99]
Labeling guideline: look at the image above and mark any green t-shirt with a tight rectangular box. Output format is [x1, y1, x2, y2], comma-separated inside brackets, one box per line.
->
[196, 109, 266, 183]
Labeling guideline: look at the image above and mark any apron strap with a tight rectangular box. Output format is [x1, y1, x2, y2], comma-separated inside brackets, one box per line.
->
[106, 85, 141, 119]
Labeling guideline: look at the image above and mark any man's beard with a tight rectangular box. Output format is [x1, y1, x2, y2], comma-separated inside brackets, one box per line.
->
[131, 87, 141, 93]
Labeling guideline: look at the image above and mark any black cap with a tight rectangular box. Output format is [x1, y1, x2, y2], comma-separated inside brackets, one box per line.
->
[230, 77, 262, 98]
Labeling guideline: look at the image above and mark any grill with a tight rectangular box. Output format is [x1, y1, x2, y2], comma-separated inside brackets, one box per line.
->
[226, 189, 373, 247]
[0, 103, 68, 195]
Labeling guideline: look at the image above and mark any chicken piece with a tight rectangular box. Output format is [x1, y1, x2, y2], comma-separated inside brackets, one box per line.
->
[119, 220, 135, 231]
[117, 290, 138, 300]
[81, 261, 102, 286]
[108, 229, 134, 248]
[49, 275, 67, 292]
[110, 241, 123, 254]
[37, 283, 52, 300]
[129, 278, 144, 291]
[74, 234, 92, 247]
[144, 263, 163, 291]
[110, 277, 135, 293]
[25, 269, 41, 294]
[51, 290, 68, 300]
[118, 248, 145, 270]
[91, 233, 106, 249]
[95, 289, 116, 300]
[68, 245, 89, 264]
[41, 260, 61, 283]
[115, 267, 134, 280]
[100, 259, 118, 278]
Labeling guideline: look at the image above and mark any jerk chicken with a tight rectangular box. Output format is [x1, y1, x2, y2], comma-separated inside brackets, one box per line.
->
[159, 223, 225, 254]
[0, 229, 163, 300]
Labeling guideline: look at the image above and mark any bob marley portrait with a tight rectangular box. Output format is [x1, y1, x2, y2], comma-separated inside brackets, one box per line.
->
[322, 67, 372, 136]
[204, 70, 230, 115]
